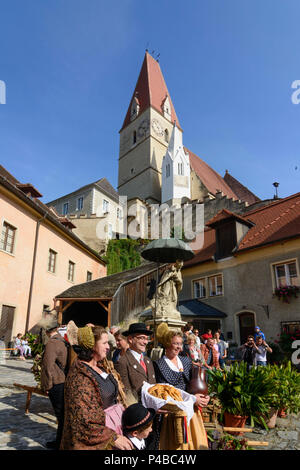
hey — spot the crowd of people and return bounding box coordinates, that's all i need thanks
[37,320,273,451]
[179,323,228,371]
[39,320,217,451]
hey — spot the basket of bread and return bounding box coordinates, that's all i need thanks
[141,382,196,424]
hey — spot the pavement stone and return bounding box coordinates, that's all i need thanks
[0,357,57,450]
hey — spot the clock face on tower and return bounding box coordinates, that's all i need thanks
[151,118,164,137]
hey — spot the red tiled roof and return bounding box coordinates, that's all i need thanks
[16,183,43,198]
[120,52,180,131]
[0,165,20,185]
[238,192,300,251]
[206,209,254,228]
[223,170,260,205]
[186,148,238,200]
[184,192,300,268]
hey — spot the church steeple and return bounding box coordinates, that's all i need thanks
[118,52,182,204]
[161,122,191,204]
[120,51,181,132]
[166,121,182,158]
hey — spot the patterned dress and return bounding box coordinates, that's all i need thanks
[154,355,208,450]
[154,355,192,390]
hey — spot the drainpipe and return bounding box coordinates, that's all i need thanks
[25,213,47,333]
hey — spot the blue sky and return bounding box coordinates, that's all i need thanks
[0,0,299,203]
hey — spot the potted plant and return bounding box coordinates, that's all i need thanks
[208,362,275,433]
[265,362,300,420]
[274,285,299,303]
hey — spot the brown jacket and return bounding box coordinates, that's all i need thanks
[40,333,68,391]
[60,359,117,450]
[115,350,156,399]
[200,344,220,369]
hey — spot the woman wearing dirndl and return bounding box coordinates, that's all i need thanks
[60,324,133,450]
[153,323,209,450]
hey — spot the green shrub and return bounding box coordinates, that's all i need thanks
[208,362,276,429]
[103,239,146,275]
[264,362,300,414]
[24,333,43,357]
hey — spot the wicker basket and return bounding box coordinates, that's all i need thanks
[161,403,187,414]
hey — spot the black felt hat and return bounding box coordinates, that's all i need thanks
[122,322,153,337]
[122,403,156,432]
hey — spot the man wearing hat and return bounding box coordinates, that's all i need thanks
[115,323,156,401]
[40,316,68,450]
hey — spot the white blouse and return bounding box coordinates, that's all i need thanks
[163,355,184,372]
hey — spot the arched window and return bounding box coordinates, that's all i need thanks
[164,129,169,143]
[178,161,184,175]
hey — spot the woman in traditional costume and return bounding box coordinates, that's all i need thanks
[60,325,133,450]
[153,323,209,450]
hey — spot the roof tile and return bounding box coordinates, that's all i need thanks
[121,52,180,131]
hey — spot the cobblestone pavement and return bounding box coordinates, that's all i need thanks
[1,356,300,450]
[0,357,57,450]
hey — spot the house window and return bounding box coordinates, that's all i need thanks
[164,129,169,143]
[0,222,16,254]
[178,162,184,175]
[77,197,83,210]
[281,321,300,335]
[274,260,299,287]
[209,274,223,296]
[63,202,69,215]
[87,271,92,282]
[133,131,137,144]
[48,249,57,273]
[108,223,113,239]
[193,278,206,299]
[103,199,109,213]
[68,261,75,282]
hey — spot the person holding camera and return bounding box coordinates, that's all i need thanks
[254,335,272,366]
[238,335,256,372]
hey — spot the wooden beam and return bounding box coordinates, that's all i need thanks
[107,301,111,328]
[62,301,75,313]
[97,300,108,312]
[55,297,112,301]
[58,300,63,325]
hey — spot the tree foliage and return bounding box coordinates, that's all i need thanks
[103,239,144,275]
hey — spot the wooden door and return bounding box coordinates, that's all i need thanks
[239,312,255,344]
[0,305,15,345]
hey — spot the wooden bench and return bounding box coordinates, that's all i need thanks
[13,383,48,414]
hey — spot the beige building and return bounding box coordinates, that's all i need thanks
[180,193,300,345]
[0,166,106,344]
[46,177,125,253]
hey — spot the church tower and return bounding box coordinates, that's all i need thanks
[118,52,182,204]
[161,122,191,205]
